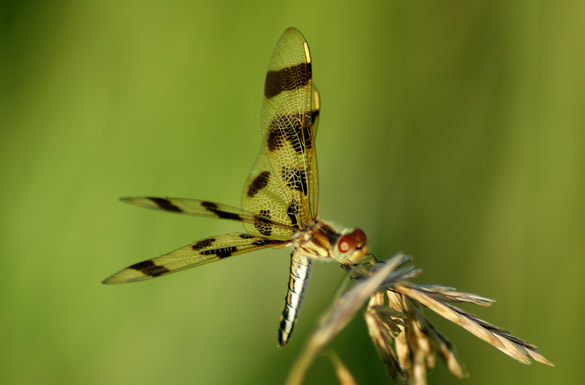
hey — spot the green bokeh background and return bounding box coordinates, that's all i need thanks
[1,1,582,384]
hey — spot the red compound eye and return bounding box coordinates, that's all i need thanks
[353,228,367,245]
[338,234,357,253]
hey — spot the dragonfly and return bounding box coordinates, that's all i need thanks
[103,27,369,347]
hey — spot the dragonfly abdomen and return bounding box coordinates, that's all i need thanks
[278,253,312,347]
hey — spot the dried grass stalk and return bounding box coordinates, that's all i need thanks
[365,293,406,384]
[393,284,554,367]
[326,351,359,385]
[286,255,410,385]
[287,255,553,385]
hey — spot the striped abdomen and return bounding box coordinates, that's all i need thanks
[278,252,312,347]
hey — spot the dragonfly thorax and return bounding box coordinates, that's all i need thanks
[293,221,369,265]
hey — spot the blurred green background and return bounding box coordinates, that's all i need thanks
[1,1,582,384]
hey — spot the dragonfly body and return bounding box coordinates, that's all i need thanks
[279,220,368,345]
[103,28,368,347]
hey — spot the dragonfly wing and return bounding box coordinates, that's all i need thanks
[243,28,320,238]
[103,233,288,284]
[121,197,295,240]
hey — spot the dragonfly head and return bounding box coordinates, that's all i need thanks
[332,228,369,265]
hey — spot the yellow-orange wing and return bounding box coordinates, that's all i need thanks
[103,232,288,284]
[242,28,320,239]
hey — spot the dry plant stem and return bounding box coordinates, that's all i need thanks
[384,291,467,385]
[325,351,359,385]
[286,255,409,385]
[287,255,553,385]
[393,284,554,367]
[387,290,466,384]
[365,293,407,384]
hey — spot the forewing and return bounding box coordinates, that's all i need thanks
[121,197,294,239]
[307,86,320,219]
[102,233,288,284]
[243,28,320,236]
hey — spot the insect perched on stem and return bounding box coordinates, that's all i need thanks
[103,28,369,347]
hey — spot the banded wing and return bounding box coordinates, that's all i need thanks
[242,28,320,235]
[103,233,288,284]
[242,28,321,347]
[307,87,320,219]
[121,197,295,240]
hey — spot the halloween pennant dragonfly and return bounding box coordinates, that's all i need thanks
[103,27,369,347]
